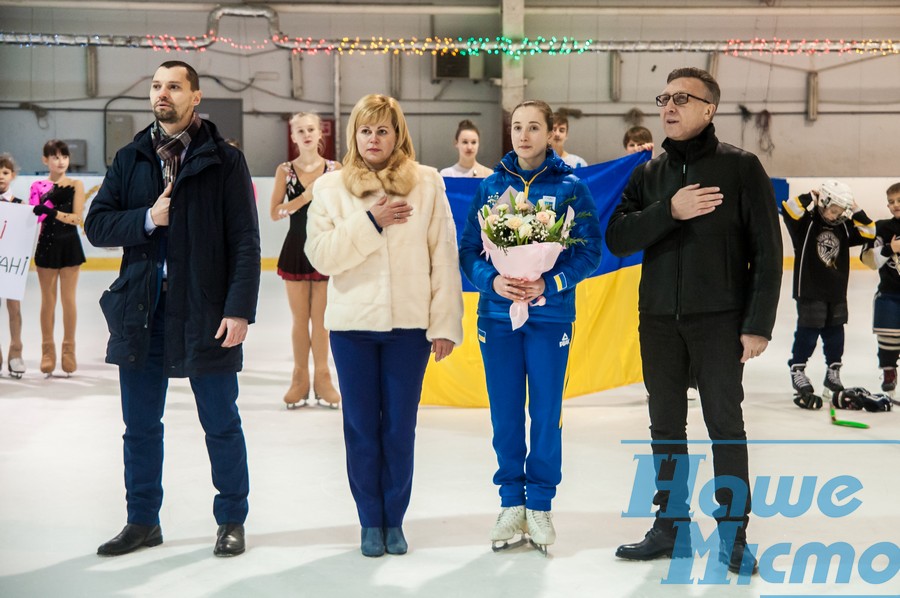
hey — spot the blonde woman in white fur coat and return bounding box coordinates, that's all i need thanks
[306,94,463,558]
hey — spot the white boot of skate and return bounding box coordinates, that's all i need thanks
[526,508,556,556]
[8,357,25,379]
[490,505,527,551]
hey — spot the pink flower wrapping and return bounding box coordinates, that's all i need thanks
[479,206,575,330]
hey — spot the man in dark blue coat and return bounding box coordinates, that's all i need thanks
[85,61,260,558]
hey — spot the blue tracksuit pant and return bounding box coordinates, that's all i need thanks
[330,329,431,528]
[477,317,572,512]
[119,292,250,526]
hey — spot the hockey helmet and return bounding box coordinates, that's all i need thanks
[816,180,854,223]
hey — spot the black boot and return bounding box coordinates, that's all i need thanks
[97,523,163,556]
[214,523,246,557]
[719,538,759,575]
[615,522,691,560]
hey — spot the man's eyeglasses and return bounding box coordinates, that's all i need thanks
[655,92,713,107]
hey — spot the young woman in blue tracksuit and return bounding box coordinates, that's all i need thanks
[459,100,603,553]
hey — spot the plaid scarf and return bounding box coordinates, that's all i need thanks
[152,111,202,185]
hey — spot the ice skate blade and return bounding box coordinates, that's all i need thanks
[529,539,551,557]
[9,372,23,379]
[491,537,529,552]
[285,399,310,410]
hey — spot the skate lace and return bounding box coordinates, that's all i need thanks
[791,366,810,387]
[528,510,553,533]
[496,506,525,532]
[826,365,842,385]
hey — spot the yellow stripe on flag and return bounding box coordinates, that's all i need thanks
[420,265,645,406]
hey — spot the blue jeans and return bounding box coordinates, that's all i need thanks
[119,292,249,526]
[330,329,431,528]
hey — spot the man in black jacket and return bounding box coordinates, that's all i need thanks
[85,61,260,558]
[606,67,782,576]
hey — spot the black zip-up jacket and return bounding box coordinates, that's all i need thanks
[84,119,260,376]
[606,124,782,339]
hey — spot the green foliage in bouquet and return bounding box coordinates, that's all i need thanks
[480,190,590,250]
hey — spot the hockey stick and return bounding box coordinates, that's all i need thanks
[829,406,870,429]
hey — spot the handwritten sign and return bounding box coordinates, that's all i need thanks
[0,202,38,300]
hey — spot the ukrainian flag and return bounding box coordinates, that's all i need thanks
[421,152,651,407]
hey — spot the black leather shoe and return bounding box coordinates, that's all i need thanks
[616,525,691,560]
[719,539,759,575]
[214,523,245,557]
[97,523,163,556]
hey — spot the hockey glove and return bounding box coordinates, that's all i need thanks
[793,393,823,410]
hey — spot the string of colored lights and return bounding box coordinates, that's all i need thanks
[1,32,899,57]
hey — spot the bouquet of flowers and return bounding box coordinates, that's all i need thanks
[478,186,581,330]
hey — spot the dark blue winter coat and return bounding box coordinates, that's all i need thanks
[84,119,260,376]
[459,149,603,323]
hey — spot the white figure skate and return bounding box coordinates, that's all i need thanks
[526,508,556,557]
[490,505,527,552]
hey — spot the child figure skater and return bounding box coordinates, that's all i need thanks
[270,113,341,408]
[0,153,26,378]
[30,140,86,376]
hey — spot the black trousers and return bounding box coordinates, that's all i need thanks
[639,310,751,537]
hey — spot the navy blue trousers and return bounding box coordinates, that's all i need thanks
[790,325,845,366]
[478,317,571,512]
[119,292,249,526]
[639,311,751,535]
[330,329,431,528]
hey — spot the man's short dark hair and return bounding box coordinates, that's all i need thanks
[667,67,720,106]
[159,60,200,91]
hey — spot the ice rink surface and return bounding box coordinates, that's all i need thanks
[1,269,898,597]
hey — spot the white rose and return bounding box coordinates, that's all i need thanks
[518,223,533,238]
[505,216,523,229]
